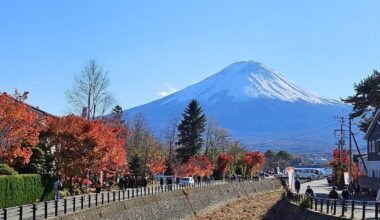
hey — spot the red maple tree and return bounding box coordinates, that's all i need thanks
[184,155,213,177]
[45,115,128,180]
[330,148,361,185]
[241,151,265,177]
[217,153,233,178]
[147,155,166,176]
[0,93,42,165]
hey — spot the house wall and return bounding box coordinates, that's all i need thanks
[367,123,380,161]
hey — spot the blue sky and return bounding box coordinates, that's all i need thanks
[1,1,379,115]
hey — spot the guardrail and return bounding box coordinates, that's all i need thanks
[292,194,380,220]
[0,178,263,220]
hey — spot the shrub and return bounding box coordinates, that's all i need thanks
[0,164,18,175]
[0,174,54,208]
[73,188,82,195]
[60,189,71,198]
[298,197,311,210]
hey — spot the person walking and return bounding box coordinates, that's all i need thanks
[328,186,339,210]
[305,185,314,197]
[96,180,102,193]
[54,176,62,201]
[342,186,349,211]
[295,178,301,194]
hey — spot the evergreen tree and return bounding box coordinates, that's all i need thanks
[129,154,145,177]
[176,99,206,163]
[342,70,380,132]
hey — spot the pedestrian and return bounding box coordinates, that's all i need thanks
[342,186,349,200]
[96,180,102,193]
[295,178,301,194]
[354,182,360,197]
[348,181,354,196]
[305,185,315,197]
[118,176,125,190]
[54,176,62,201]
[328,186,339,210]
[160,177,164,189]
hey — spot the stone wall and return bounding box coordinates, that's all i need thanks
[52,179,281,220]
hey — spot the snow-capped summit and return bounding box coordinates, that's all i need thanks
[163,61,337,105]
[124,61,348,153]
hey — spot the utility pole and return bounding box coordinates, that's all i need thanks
[348,117,353,182]
[334,115,346,187]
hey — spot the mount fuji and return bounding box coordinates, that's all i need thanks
[123,61,350,153]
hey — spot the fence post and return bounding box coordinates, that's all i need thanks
[73,197,76,212]
[341,200,345,217]
[123,190,125,200]
[102,192,104,204]
[32,204,37,220]
[44,201,48,218]
[351,200,354,219]
[107,191,110,203]
[144,187,147,196]
[81,196,84,210]
[132,188,134,198]
[128,190,130,199]
[118,190,121,201]
[376,202,379,220]
[96,193,98,206]
[326,200,329,213]
[113,191,116,202]
[136,188,139,197]
[55,200,58,216]
[320,199,323,213]
[64,199,67,214]
[3,208,7,220]
[18,206,23,220]
[314,198,318,211]
[362,202,366,220]
[88,194,91,208]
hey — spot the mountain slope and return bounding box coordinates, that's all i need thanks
[123,61,349,153]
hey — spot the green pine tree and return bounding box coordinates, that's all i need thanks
[176,99,206,163]
[342,70,380,132]
[129,154,145,177]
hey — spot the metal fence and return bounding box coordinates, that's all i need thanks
[292,194,380,220]
[1,179,259,220]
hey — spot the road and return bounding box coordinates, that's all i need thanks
[298,178,378,219]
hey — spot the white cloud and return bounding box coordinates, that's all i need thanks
[157,82,178,97]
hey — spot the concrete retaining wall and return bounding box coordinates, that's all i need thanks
[52,179,281,220]
[264,198,348,220]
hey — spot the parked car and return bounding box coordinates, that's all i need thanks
[179,177,195,186]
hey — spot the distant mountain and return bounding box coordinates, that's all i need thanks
[123,61,351,153]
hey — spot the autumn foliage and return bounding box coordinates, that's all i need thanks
[147,155,166,175]
[0,93,42,165]
[241,151,265,177]
[45,115,128,179]
[217,153,233,178]
[330,148,361,185]
[184,155,213,177]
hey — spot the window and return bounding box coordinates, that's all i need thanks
[373,170,375,178]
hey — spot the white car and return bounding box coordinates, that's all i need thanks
[179,177,195,186]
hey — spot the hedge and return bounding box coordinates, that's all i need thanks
[0,174,55,208]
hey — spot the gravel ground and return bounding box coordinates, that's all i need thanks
[195,191,283,220]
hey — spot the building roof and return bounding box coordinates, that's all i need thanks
[364,110,380,140]
[1,92,57,118]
